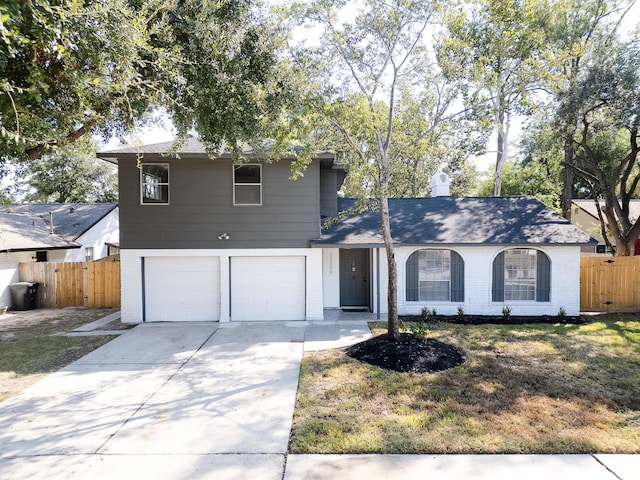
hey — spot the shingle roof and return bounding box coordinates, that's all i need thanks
[0,204,117,252]
[312,197,597,247]
[98,137,336,162]
[98,137,336,157]
[0,212,78,252]
[99,137,207,155]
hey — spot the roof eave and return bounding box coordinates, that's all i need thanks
[311,241,597,248]
[0,244,82,254]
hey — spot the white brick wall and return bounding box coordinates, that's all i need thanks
[382,245,582,317]
[121,248,323,323]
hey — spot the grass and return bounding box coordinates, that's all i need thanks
[290,315,640,454]
[0,308,119,401]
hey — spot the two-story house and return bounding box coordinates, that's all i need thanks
[101,139,595,323]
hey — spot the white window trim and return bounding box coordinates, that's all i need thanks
[140,163,170,205]
[233,163,262,206]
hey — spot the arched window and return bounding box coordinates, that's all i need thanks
[492,249,550,302]
[406,250,464,302]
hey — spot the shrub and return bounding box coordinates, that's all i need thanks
[557,307,567,321]
[502,305,512,322]
[409,321,429,341]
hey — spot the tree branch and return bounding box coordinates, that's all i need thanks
[24,121,96,161]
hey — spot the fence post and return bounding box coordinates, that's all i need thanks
[83,261,89,307]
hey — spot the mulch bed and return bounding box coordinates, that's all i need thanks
[400,315,584,325]
[344,333,465,373]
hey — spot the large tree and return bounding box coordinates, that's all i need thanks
[558,41,640,255]
[15,137,117,203]
[1,0,155,161]
[437,0,546,196]
[291,0,483,339]
[532,0,637,220]
[0,0,292,163]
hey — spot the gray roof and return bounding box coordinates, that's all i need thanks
[0,211,79,252]
[0,204,117,252]
[99,137,209,156]
[98,137,337,166]
[312,197,597,247]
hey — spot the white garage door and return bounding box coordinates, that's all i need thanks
[145,257,220,322]
[231,256,306,321]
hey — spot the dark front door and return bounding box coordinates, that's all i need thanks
[340,249,370,307]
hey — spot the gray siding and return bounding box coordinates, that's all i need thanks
[320,170,339,218]
[119,157,321,249]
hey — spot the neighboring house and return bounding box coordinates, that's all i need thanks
[571,199,640,254]
[100,139,594,323]
[0,203,119,307]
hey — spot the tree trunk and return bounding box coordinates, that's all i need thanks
[380,186,398,340]
[616,240,633,256]
[561,139,575,221]
[493,111,508,196]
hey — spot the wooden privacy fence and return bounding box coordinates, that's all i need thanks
[580,256,640,312]
[18,261,120,308]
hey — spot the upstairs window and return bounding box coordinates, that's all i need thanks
[492,249,550,302]
[234,164,262,206]
[141,164,169,204]
[406,249,464,302]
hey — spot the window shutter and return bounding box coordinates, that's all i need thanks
[406,251,419,301]
[536,251,551,302]
[492,251,505,302]
[450,251,464,302]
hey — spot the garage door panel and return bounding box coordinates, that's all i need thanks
[145,257,220,322]
[231,256,305,321]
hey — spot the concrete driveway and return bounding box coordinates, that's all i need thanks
[0,321,307,479]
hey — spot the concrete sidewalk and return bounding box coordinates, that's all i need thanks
[0,318,638,479]
[283,453,638,479]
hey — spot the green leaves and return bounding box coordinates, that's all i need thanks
[15,136,118,203]
[0,0,295,162]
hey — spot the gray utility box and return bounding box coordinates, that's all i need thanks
[9,282,39,310]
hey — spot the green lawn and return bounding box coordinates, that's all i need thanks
[290,317,640,454]
[0,308,120,401]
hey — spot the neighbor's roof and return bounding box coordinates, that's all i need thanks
[0,211,78,252]
[98,137,338,166]
[0,204,117,252]
[572,199,640,224]
[312,197,597,247]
